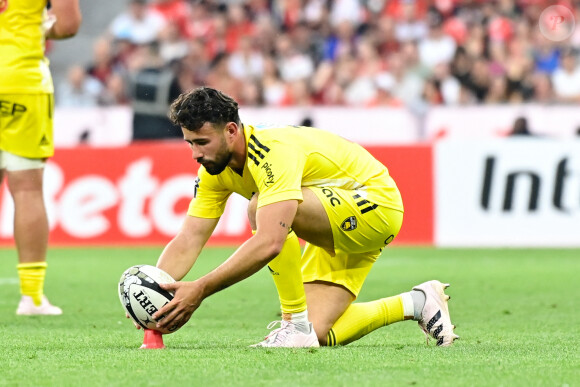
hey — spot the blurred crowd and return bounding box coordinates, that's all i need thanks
[55,0,580,116]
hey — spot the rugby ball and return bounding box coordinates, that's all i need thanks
[118,265,176,332]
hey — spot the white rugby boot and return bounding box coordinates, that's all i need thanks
[250,320,320,348]
[412,280,459,346]
[16,295,63,316]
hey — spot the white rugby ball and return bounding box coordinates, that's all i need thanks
[118,265,176,332]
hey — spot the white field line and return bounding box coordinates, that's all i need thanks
[0,278,19,285]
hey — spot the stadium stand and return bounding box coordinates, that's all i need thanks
[47,0,580,139]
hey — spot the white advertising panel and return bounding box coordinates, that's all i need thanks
[435,139,580,247]
[426,105,580,140]
[53,106,420,147]
[240,106,421,145]
[54,106,133,147]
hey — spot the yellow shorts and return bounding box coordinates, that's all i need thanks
[301,186,404,297]
[0,94,54,159]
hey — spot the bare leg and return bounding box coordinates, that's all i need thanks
[7,168,48,263]
[292,188,334,252]
[304,281,354,345]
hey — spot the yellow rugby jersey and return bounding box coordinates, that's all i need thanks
[0,0,53,93]
[188,124,403,218]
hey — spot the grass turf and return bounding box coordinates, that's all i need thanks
[0,246,578,386]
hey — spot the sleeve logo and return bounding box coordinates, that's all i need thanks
[193,176,200,198]
[261,162,275,187]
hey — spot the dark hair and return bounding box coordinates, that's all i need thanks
[168,87,240,131]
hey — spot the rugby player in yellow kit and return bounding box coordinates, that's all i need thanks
[0,0,81,314]
[153,87,458,347]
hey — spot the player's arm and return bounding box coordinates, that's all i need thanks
[153,199,297,331]
[44,0,82,40]
[156,215,220,281]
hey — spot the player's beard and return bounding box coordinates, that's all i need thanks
[200,137,232,175]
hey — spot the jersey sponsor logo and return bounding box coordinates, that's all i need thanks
[247,134,270,166]
[322,188,341,207]
[0,0,8,14]
[353,193,377,214]
[0,100,27,116]
[261,162,275,187]
[340,216,357,231]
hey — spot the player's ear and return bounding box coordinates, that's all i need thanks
[224,122,239,138]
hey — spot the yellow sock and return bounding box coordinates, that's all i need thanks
[17,262,47,306]
[266,231,307,314]
[326,295,405,346]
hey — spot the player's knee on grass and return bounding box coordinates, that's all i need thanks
[247,192,258,230]
[309,320,332,345]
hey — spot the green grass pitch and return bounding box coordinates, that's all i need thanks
[0,246,578,386]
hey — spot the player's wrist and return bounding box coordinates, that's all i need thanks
[195,277,213,299]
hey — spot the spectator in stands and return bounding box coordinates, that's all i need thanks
[158,23,189,64]
[109,0,166,45]
[291,21,325,67]
[433,62,462,105]
[55,0,580,120]
[239,80,264,106]
[178,40,210,88]
[86,37,120,87]
[302,0,327,29]
[450,46,472,86]
[323,19,357,62]
[227,36,265,81]
[150,0,191,38]
[184,0,214,41]
[418,8,456,71]
[223,3,255,53]
[532,32,560,74]
[329,0,364,28]
[373,16,400,57]
[283,79,315,106]
[57,65,103,107]
[205,53,243,102]
[367,73,403,107]
[99,73,130,106]
[531,72,555,104]
[463,58,491,102]
[421,77,443,106]
[394,0,428,43]
[261,57,287,106]
[485,76,509,104]
[252,13,278,55]
[275,33,315,83]
[551,48,580,103]
[128,42,182,140]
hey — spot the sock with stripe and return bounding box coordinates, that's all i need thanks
[17,262,47,306]
[266,230,310,334]
[326,293,412,346]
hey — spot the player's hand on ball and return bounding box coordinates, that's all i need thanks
[153,281,204,333]
[126,313,141,330]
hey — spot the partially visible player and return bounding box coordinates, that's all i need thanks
[0,0,82,315]
[149,87,458,347]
